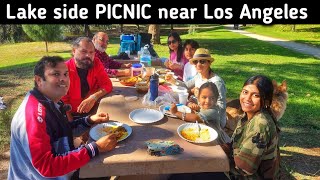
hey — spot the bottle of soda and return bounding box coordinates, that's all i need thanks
[149,73,159,101]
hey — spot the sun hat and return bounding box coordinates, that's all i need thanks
[189,48,214,64]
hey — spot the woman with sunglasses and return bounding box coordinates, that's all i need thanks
[164,32,187,80]
[167,48,227,128]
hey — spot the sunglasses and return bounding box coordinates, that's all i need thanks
[167,39,177,45]
[192,60,208,65]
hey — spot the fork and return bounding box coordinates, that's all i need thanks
[196,121,201,137]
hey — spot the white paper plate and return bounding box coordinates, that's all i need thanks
[177,123,218,143]
[159,105,192,118]
[89,122,132,142]
[129,108,164,124]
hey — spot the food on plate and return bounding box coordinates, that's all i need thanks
[102,126,128,141]
[120,76,138,86]
[180,127,210,142]
[159,78,165,85]
[157,68,171,74]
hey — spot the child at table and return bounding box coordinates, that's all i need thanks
[169,82,230,144]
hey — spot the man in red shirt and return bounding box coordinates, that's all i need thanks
[62,37,113,120]
[93,32,132,77]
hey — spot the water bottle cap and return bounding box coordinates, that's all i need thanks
[151,73,159,79]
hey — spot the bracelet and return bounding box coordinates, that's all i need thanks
[182,112,186,121]
[89,95,98,101]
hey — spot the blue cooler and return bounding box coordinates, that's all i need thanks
[120,34,135,53]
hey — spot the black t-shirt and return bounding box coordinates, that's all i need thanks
[76,67,89,99]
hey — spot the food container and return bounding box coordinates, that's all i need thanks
[131,63,143,77]
[135,81,149,94]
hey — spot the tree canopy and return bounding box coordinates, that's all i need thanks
[22,25,62,52]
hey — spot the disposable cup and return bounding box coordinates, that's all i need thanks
[178,92,189,105]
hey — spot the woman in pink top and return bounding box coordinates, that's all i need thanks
[164,32,187,80]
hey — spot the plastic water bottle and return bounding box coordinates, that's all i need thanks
[140,45,151,67]
[149,73,159,101]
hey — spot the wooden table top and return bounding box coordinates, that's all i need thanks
[79,78,229,178]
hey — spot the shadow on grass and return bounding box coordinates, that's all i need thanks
[52,50,71,54]
[0,62,35,77]
[281,149,320,178]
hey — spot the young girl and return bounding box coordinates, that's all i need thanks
[169,82,230,144]
[183,39,199,82]
[166,48,227,128]
[164,32,187,80]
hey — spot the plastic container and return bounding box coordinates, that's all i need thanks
[149,73,159,101]
[131,63,143,77]
[140,45,151,67]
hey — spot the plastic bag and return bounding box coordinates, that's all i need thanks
[154,93,177,107]
[142,91,177,108]
[0,97,7,110]
[142,90,156,107]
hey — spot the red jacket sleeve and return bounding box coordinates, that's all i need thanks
[25,95,91,177]
[90,57,113,94]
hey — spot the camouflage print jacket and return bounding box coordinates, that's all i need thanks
[229,111,280,180]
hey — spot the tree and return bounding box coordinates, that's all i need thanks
[0,25,24,43]
[84,24,92,37]
[22,25,62,53]
[148,24,160,44]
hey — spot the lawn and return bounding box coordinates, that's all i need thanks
[243,24,320,48]
[0,25,319,179]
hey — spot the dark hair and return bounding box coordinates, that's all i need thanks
[34,56,65,87]
[183,39,199,50]
[198,82,219,103]
[72,37,93,48]
[243,75,278,125]
[167,32,184,63]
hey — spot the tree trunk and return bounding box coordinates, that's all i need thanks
[119,24,124,33]
[1,25,6,42]
[148,24,160,44]
[84,24,92,37]
[171,24,174,31]
[291,25,296,32]
[45,41,48,53]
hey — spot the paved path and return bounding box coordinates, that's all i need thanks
[224,25,320,59]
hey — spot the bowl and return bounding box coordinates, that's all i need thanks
[135,81,149,94]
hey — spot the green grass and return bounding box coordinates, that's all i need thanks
[0,25,319,179]
[243,24,320,48]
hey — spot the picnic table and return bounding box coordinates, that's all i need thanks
[79,78,229,178]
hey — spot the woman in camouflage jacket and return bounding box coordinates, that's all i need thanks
[221,75,280,179]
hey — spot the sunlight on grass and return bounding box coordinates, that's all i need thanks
[243,25,320,48]
[0,42,72,68]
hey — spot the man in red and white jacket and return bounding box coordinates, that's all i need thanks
[8,56,117,179]
[61,37,113,120]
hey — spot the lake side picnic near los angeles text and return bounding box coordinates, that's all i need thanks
[5,3,308,24]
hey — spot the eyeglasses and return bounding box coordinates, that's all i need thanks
[192,60,208,65]
[167,39,177,45]
[98,37,109,44]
